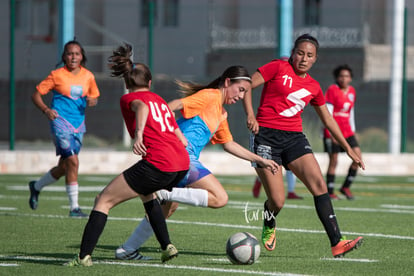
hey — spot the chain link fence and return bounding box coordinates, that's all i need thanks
[2,0,414,152]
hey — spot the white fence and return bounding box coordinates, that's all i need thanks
[1,150,413,176]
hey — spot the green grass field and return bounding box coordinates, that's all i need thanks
[1,174,414,275]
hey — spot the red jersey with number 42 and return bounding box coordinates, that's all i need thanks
[323,84,356,138]
[120,91,189,172]
[256,60,325,132]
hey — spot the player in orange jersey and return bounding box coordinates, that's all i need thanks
[29,40,100,217]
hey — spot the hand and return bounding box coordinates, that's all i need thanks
[257,158,280,175]
[44,108,58,120]
[87,97,98,107]
[132,135,147,156]
[347,149,365,170]
[246,115,259,134]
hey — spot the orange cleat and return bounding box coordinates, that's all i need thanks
[262,224,277,251]
[331,236,363,258]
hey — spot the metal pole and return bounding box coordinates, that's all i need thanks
[58,0,75,57]
[278,0,293,58]
[400,7,408,152]
[148,0,154,73]
[9,0,16,151]
[388,0,405,154]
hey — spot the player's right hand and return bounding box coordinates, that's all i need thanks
[246,115,259,134]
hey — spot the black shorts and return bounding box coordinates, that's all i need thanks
[323,135,359,154]
[123,160,188,196]
[250,126,313,170]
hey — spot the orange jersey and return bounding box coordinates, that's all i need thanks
[36,66,100,130]
[178,89,233,159]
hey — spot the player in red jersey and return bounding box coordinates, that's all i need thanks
[243,34,365,258]
[64,43,189,267]
[323,65,362,200]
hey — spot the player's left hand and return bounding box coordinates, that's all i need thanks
[347,149,365,170]
[132,136,147,156]
[257,158,280,175]
[87,97,98,107]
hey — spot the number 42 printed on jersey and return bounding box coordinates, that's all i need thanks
[149,101,175,132]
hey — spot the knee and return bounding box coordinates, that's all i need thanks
[308,180,328,196]
[64,156,79,170]
[266,197,284,212]
[210,192,228,208]
[329,159,338,168]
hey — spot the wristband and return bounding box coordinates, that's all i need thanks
[42,108,49,114]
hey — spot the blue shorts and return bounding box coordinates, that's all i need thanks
[53,132,83,158]
[250,126,313,170]
[176,157,211,187]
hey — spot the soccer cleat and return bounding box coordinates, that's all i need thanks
[155,189,168,205]
[287,192,303,199]
[161,244,178,263]
[63,254,93,267]
[252,178,262,198]
[69,208,88,218]
[331,236,363,258]
[329,193,340,200]
[339,187,354,200]
[28,181,40,210]
[115,246,153,260]
[261,224,277,251]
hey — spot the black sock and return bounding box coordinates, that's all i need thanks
[144,199,170,250]
[263,200,277,228]
[342,168,357,188]
[79,210,107,259]
[314,193,342,246]
[326,174,335,194]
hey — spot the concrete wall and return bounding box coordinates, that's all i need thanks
[1,150,413,176]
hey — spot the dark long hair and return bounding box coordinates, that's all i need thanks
[288,33,320,64]
[108,43,152,89]
[177,65,251,97]
[56,39,87,68]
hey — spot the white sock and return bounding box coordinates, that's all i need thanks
[34,170,57,191]
[122,217,154,251]
[286,170,297,193]
[66,182,79,210]
[164,188,208,207]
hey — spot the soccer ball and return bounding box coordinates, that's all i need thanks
[226,232,260,265]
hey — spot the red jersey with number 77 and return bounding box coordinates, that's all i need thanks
[256,60,325,132]
[120,91,189,172]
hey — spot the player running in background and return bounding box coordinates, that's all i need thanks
[323,64,362,200]
[29,40,100,217]
[252,170,303,199]
[64,43,189,266]
[243,34,365,258]
[115,65,279,261]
